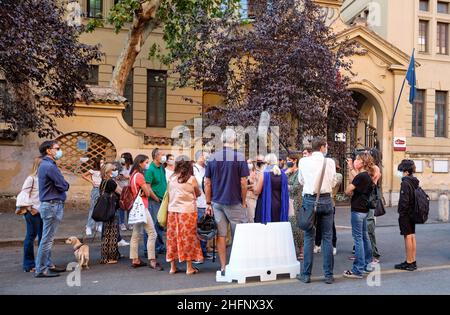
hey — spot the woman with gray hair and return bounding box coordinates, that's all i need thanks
[254,153,290,224]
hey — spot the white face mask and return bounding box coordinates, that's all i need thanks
[167,160,175,166]
[248,163,254,170]
[396,171,404,178]
[160,156,167,164]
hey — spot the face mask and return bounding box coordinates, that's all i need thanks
[167,160,175,166]
[54,150,63,160]
[287,161,294,168]
[111,170,118,178]
[323,151,328,157]
[143,164,150,170]
[120,158,126,165]
[161,156,167,164]
[396,171,404,178]
[248,163,254,170]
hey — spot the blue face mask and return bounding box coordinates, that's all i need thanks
[111,170,119,178]
[54,150,63,160]
[396,171,404,178]
[143,164,150,170]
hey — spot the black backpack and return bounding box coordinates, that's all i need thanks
[406,180,430,224]
[412,186,430,224]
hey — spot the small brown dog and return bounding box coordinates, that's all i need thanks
[65,236,89,269]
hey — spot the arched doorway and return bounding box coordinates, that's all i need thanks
[328,87,385,195]
[350,90,383,151]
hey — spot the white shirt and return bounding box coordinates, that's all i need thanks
[193,163,207,208]
[165,168,174,183]
[89,169,102,188]
[298,152,337,195]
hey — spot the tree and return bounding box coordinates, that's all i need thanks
[169,0,362,152]
[0,0,102,138]
[86,0,241,95]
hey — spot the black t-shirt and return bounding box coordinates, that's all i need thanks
[351,172,373,213]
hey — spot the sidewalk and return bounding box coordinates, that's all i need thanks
[0,201,447,247]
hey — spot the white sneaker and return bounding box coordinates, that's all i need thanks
[120,224,127,231]
[333,247,337,256]
[117,239,129,247]
[313,246,321,254]
[85,227,92,236]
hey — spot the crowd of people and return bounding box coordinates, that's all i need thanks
[17,131,421,283]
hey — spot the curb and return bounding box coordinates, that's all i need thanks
[0,231,134,248]
[0,235,100,248]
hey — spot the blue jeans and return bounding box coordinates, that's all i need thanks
[197,207,207,256]
[144,199,165,254]
[35,201,64,274]
[301,195,334,279]
[23,212,43,271]
[351,211,373,275]
[86,187,100,230]
[118,208,127,225]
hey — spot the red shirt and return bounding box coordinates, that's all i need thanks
[131,172,148,209]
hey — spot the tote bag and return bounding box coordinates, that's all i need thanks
[128,174,147,225]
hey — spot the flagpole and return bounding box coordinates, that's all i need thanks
[389,48,415,131]
[389,76,407,131]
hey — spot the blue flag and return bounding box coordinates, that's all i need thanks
[406,51,416,104]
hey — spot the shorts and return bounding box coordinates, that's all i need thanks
[399,215,416,236]
[213,203,248,237]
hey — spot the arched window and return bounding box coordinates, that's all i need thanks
[55,131,117,174]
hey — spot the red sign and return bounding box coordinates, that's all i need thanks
[393,137,406,151]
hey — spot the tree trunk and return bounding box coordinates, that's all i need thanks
[110,1,161,95]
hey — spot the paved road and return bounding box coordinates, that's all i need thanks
[1,221,449,295]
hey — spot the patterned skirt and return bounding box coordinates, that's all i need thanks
[100,217,120,264]
[166,211,204,263]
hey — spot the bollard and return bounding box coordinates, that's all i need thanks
[438,194,449,222]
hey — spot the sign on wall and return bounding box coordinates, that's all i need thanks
[412,160,424,173]
[433,160,449,173]
[393,137,406,151]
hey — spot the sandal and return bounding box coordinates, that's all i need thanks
[149,261,164,271]
[131,261,147,268]
[186,267,199,275]
[169,269,178,275]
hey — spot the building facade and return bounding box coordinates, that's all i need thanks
[341,0,450,202]
[1,0,450,207]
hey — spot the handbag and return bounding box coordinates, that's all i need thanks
[298,158,327,231]
[15,177,34,215]
[91,181,117,222]
[368,184,378,210]
[128,174,147,225]
[157,182,169,228]
[374,186,386,217]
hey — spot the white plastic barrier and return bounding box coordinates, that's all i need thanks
[216,222,300,284]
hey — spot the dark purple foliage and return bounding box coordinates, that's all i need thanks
[0,0,102,137]
[172,0,361,152]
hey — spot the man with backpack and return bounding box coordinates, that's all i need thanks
[395,159,429,271]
